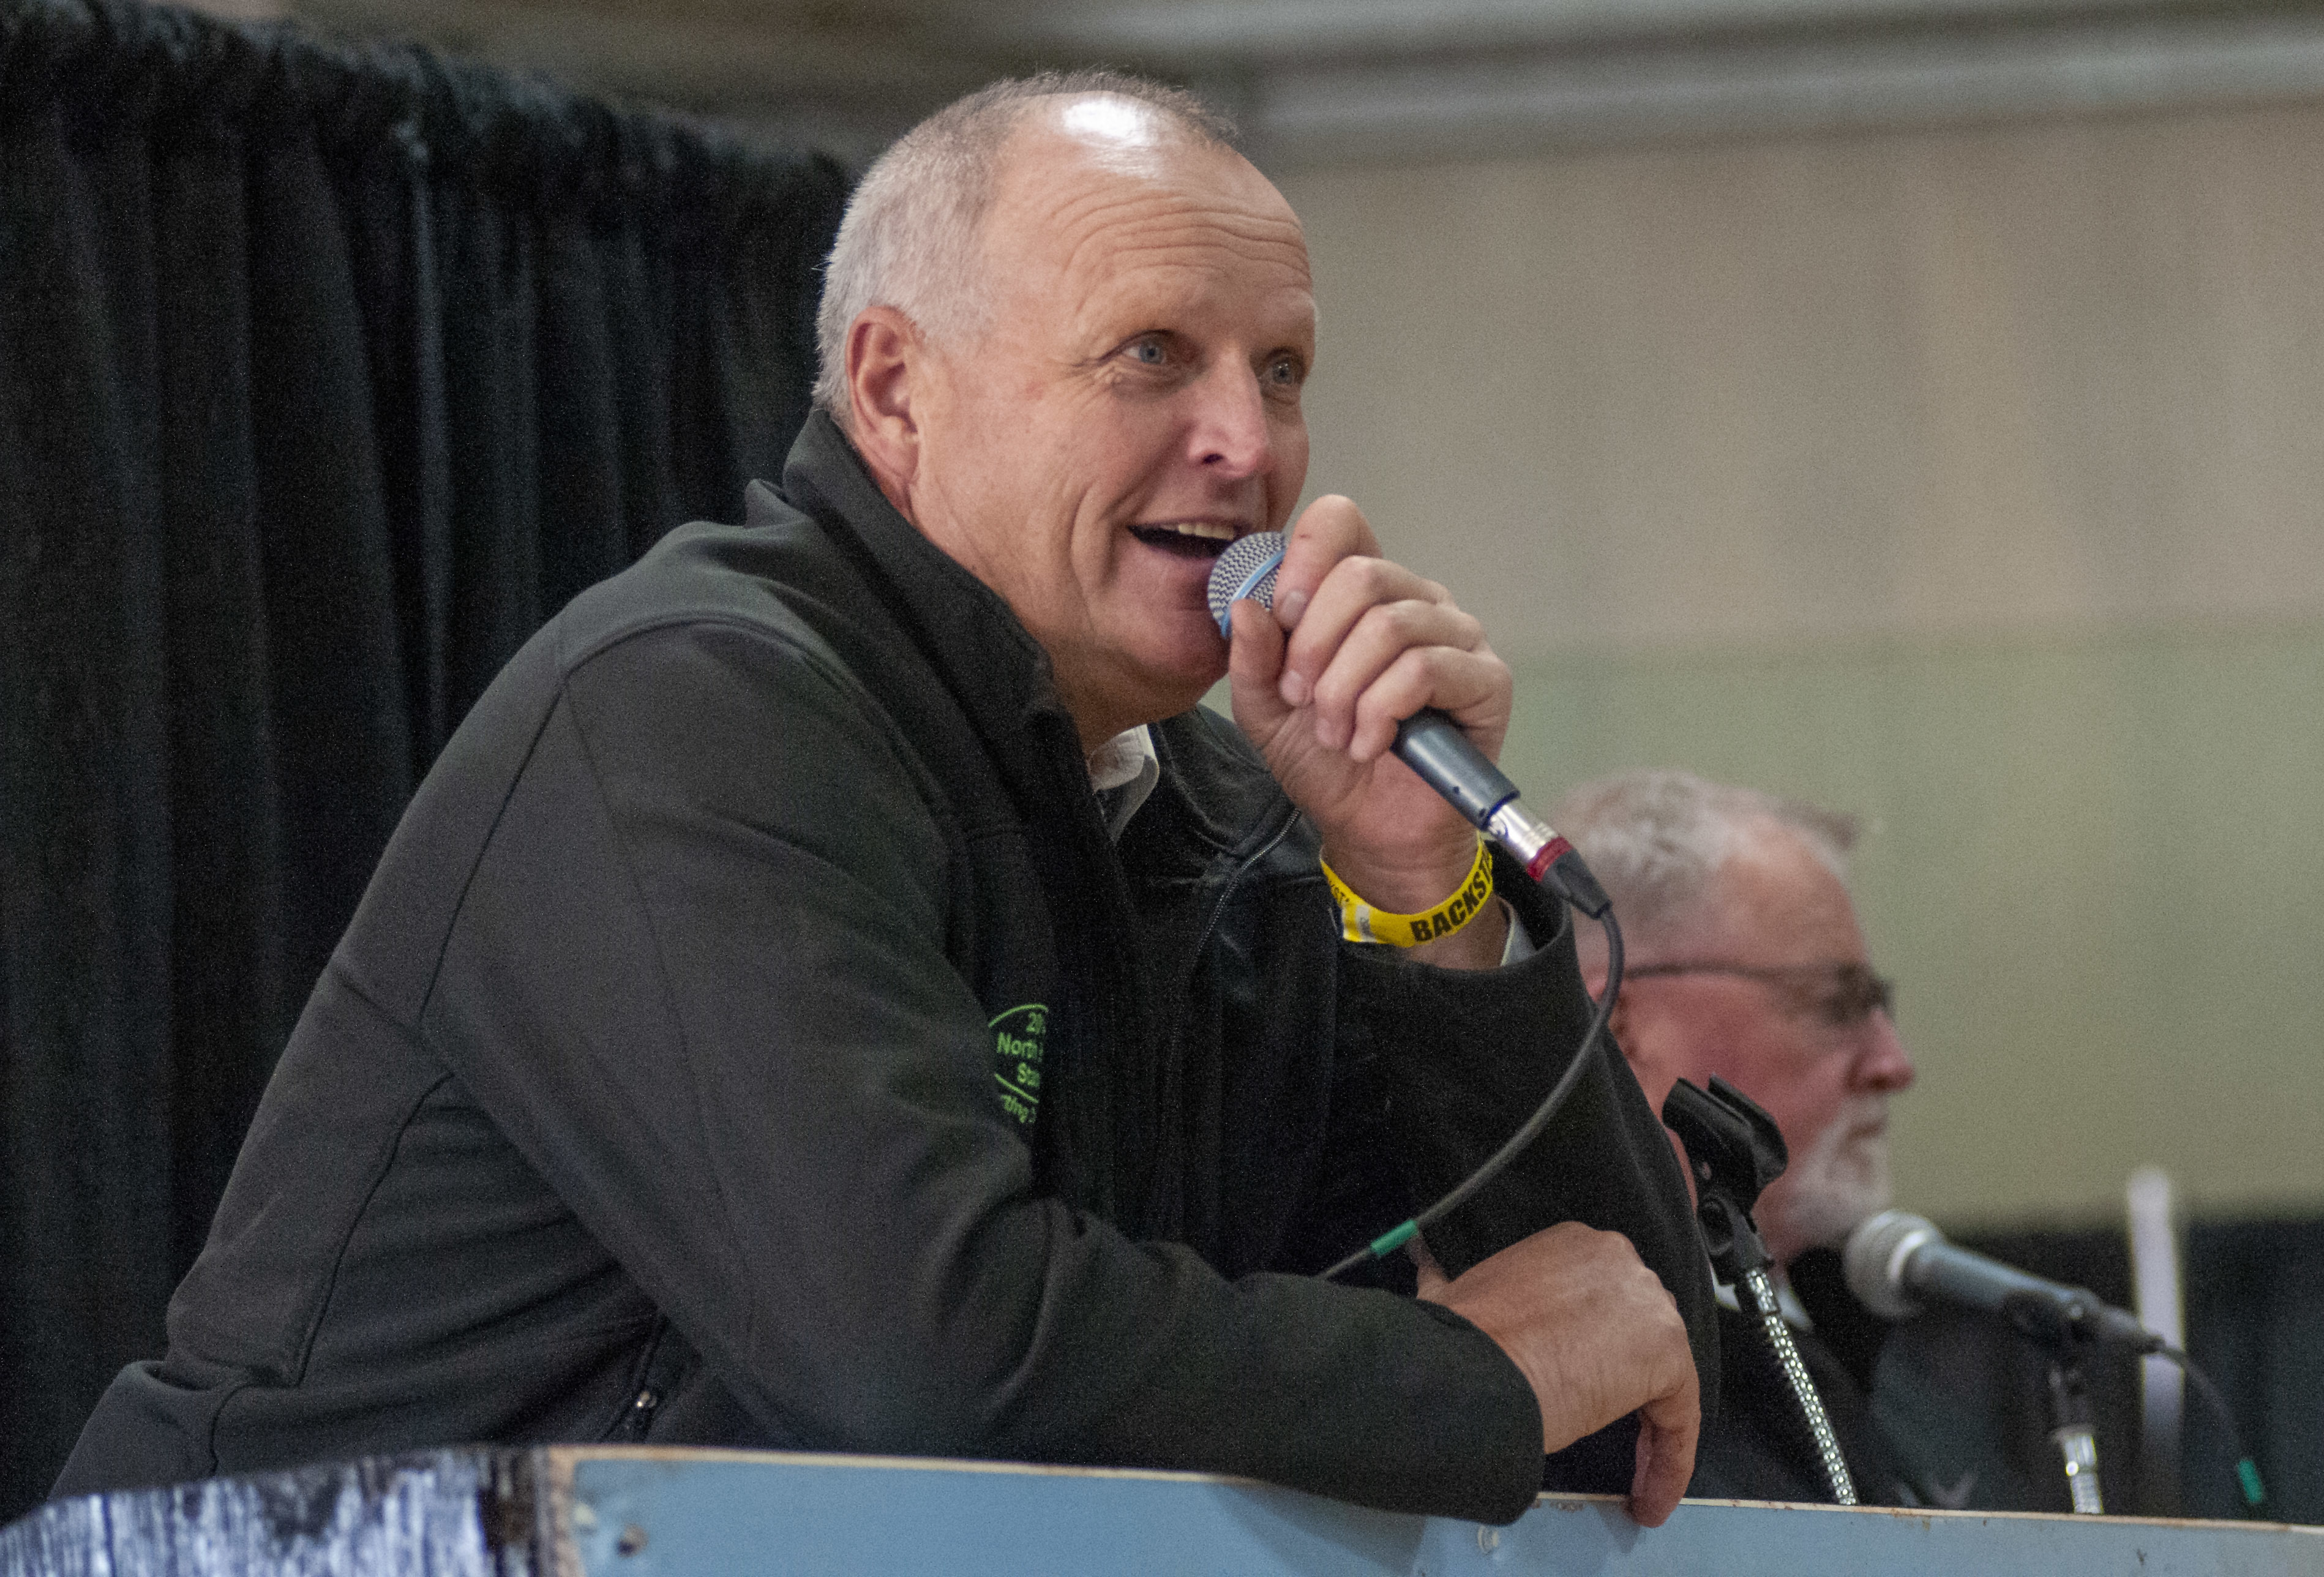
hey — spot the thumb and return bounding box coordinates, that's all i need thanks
[1409,1232,1451,1299]
[1626,1371,1700,1528]
[1226,596,1291,735]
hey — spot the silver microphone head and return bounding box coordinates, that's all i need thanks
[1206,531,1286,637]
[1843,1208,1943,1321]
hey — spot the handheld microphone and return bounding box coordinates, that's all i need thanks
[1205,532,1608,917]
[1844,1209,2161,1352]
[1210,532,1625,1281]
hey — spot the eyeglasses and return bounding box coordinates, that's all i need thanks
[1624,960,1895,1028]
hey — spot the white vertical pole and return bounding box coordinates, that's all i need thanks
[2126,1164,2184,1511]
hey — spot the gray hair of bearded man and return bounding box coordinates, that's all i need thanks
[1553,771,1888,1254]
[809,70,1239,422]
[1546,768,1862,955]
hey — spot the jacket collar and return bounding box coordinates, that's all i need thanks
[771,414,1166,1226]
[767,410,1076,758]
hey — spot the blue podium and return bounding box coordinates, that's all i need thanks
[5,1447,2316,1575]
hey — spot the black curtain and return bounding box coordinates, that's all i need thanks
[0,0,846,1517]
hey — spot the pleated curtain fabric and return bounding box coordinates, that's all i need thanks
[0,0,846,1516]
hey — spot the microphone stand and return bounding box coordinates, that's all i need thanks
[1994,1278,2115,1513]
[2047,1349,2106,1514]
[1662,1077,1857,1507]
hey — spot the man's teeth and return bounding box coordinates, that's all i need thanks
[1154,522,1237,541]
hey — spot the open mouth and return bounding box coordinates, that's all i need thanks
[1128,521,1239,560]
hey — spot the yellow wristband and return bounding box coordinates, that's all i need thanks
[1321,836,1495,947]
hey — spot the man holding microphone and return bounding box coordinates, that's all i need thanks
[59,73,1711,1527]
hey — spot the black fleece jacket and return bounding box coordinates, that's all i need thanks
[56,414,1714,1522]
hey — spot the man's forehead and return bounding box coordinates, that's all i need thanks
[1703,821,1865,957]
[986,113,1309,288]
[1049,92,1177,168]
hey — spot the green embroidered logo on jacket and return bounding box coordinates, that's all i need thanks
[988,1003,1048,1126]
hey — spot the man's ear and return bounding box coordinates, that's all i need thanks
[1606,989,1669,1100]
[1608,996,1681,1128]
[845,305,926,506]
[1606,996,1693,1193]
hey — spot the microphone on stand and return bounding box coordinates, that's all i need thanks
[1838,1210,2293,1517]
[1843,1209,2159,1352]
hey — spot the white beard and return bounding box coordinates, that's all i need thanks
[1764,1093,1893,1256]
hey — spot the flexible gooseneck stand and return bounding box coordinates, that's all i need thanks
[1662,1076,1858,1507]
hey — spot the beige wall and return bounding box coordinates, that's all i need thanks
[1280,102,2324,659]
[1272,103,2324,1226]
[1495,622,2324,1228]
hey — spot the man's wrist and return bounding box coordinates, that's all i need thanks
[1316,826,1490,919]
[1321,837,1495,947]
[1322,837,1512,971]
[1406,897,1510,971]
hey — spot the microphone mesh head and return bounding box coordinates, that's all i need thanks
[1207,531,1286,636]
[1843,1208,1941,1321]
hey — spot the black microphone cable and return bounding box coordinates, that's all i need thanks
[1319,892,1624,1283]
[2154,1343,2270,1515]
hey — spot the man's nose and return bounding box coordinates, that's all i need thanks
[1186,363,1272,478]
[1854,1009,1916,1094]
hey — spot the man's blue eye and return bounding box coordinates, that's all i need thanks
[1131,339,1166,365]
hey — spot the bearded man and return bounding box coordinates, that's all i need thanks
[54,74,1716,1527]
[1552,769,1921,1503]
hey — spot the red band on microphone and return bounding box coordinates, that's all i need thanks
[1526,835,1572,885]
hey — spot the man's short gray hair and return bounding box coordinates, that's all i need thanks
[1548,769,1861,948]
[811,71,1237,421]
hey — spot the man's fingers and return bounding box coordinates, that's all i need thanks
[1281,557,1454,697]
[1302,597,1484,746]
[1333,640,1507,764]
[1622,1282,1701,1527]
[1273,493,1381,629]
[1409,1232,1450,1297]
[1626,1373,1701,1529]
[1420,1223,1703,1529]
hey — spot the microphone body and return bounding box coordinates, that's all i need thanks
[1845,1210,2159,1352]
[1204,532,1606,913]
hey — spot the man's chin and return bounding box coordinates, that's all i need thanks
[1764,1139,1893,1259]
[1134,624,1231,699]
[1098,651,1227,732]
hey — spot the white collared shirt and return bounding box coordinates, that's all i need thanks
[1086,724,1161,842]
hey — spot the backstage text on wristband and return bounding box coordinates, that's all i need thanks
[1320,835,1496,947]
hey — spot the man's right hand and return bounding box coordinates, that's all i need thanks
[1415,1222,1700,1527]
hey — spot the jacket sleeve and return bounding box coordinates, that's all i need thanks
[1331,852,1722,1423]
[418,619,1548,1523]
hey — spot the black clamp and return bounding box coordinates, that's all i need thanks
[1660,1074,1788,1283]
